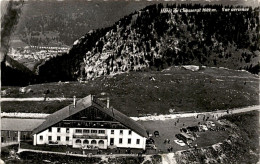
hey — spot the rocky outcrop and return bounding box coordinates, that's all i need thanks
[37,4,260,83]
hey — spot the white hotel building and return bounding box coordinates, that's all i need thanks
[32,95,147,150]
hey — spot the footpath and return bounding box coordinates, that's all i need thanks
[17,148,140,157]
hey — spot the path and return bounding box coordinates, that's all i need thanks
[18,148,140,158]
[1,97,73,102]
[1,105,259,119]
[132,105,260,121]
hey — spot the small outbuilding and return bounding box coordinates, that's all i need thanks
[1,118,45,146]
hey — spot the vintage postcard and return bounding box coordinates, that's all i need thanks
[0,0,259,163]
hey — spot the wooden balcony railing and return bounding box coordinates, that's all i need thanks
[73,135,107,139]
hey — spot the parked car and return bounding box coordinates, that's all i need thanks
[146,144,157,149]
[199,125,208,131]
[187,126,199,132]
[180,128,187,133]
[206,121,216,127]
[146,138,155,144]
[208,127,215,131]
[175,133,195,144]
[174,139,186,146]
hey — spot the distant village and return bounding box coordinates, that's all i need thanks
[8,46,70,61]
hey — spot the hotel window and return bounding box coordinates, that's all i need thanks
[40,136,43,140]
[98,130,105,134]
[91,130,97,133]
[66,136,69,141]
[83,140,89,144]
[111,130,114,134]
[75,139,81,144]
[136,139,140,144]
[75,129,82,133]
[57,128,61,133]
[48,128,52,132]
[91,140,97,144]
[129,130,132,135]
[120,130,123,135]
[128,139,131,144]
[66,128,69,133]
[119,138,123,144]
[83,129,89,133]
[48,136,52,141]
[57,136,60,141]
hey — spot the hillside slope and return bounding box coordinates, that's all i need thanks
[37,4,260,83]
[2,66,259,115]
[1,55,36,86]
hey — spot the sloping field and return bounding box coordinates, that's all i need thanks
[2,66,259,116]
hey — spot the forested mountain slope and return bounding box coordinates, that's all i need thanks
[36,4,259,82]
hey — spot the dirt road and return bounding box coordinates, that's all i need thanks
[132,105,260,121]
[1,105,259,119]
[0,97,73,102]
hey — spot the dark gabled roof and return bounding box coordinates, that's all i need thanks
[92,103,148,138]
[32,95,92,135]
[32,95,148,138]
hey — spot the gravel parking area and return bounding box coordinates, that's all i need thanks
[138,116,229,153]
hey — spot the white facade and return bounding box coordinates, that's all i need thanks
[107,129,146,150]
[34,127,146,150]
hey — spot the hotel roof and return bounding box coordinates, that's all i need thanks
[32,95,148,138]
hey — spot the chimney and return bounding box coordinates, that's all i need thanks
[107,97,110,109]
[111,107,114,116]
[73,96,76,108]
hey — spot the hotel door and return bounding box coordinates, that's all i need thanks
[110,138,114,145]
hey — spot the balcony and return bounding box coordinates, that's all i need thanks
[73,134,107,139]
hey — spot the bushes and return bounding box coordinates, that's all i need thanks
[220,111,259,156]
[175,111,259,164]
[19,152,101,164]
[108,156,144,164]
